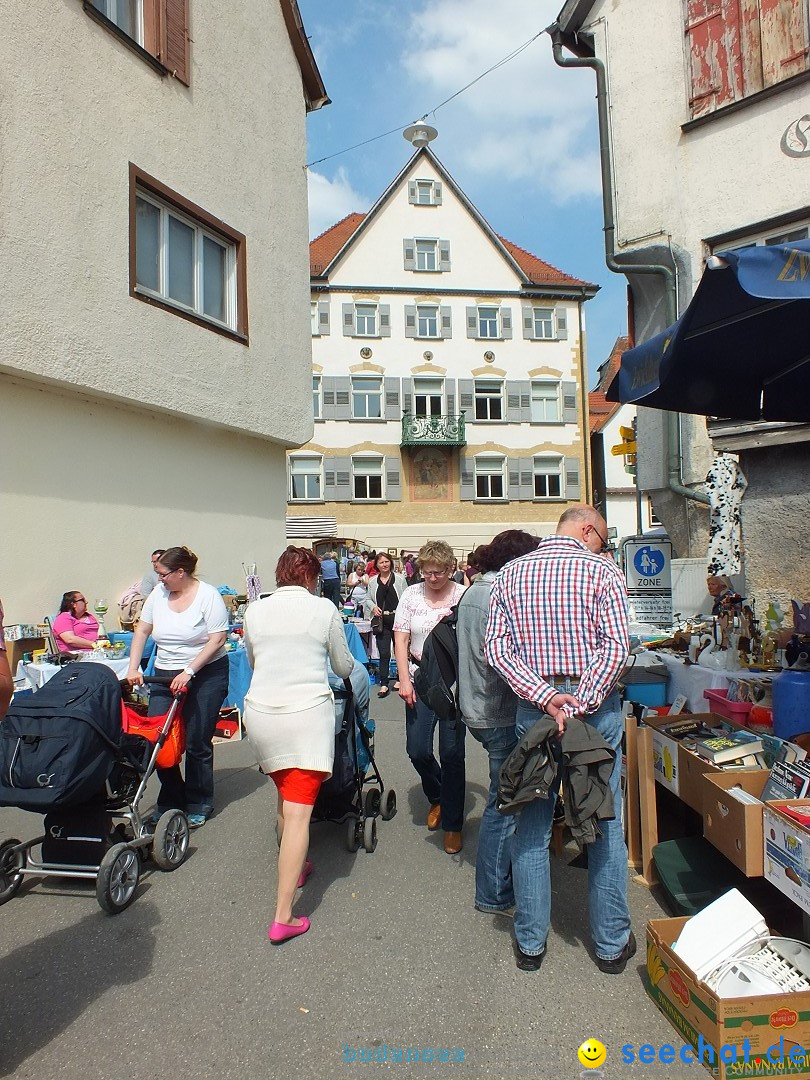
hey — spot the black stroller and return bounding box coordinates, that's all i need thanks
[0,665,190,914]
[311,685,396,853]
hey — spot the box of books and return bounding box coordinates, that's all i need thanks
[641,711,728,808]
[763,801,810,917]
[703,770,770,876]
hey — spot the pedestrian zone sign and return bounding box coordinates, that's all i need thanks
[622,537,673,627]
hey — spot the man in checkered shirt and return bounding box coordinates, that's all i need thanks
[485,506,634,974]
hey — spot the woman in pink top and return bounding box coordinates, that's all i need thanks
[52,592,100,652]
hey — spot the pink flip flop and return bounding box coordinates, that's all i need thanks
[297,859,314,889]
[268,916,310,944]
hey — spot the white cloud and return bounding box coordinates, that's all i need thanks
[307,167,370,239]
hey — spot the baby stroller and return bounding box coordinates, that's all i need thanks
[0,665,190,914]
[311,685,396,854]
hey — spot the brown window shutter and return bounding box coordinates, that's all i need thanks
[161,0,190,85]
[684,1,744,117]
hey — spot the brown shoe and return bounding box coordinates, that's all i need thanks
[426,804,441,831]
[444,831,462,854]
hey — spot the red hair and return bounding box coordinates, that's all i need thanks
[275,546,321,588]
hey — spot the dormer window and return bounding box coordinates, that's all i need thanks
[408,179,443,206]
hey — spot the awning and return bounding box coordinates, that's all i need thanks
[285,516,337,539]
[607,240,810,422]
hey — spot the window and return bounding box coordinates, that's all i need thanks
[710,219,810,254]
[289,456,323,501]
[311,302,319,336]
[414,378,443,417]
[342,302,390,338]
[352,457,384,500]
[355,304,377,336]
[467,304,512,340]
[91,0,143,43]
[475,456,506,500]
[474,380,503,421]
[131,166,247,340]
[478,306,499,338]
[416,239,438,271]
[533,308,554,339]
[533,456,563,499]
[313,376,321,420]
[408,179,443,206]
[530,381,561,423]
[351,376,382,419]
[648,498,663,529]
[85,0,189,85]
[417,305,439,338]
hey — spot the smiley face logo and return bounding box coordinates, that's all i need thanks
[578,1039,607,1069]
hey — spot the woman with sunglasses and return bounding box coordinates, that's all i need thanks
[126,545,229,829]
[52,591,100,652]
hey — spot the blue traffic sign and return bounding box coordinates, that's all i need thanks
[633,546,665,577]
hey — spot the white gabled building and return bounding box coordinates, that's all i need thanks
[289,145,598,556]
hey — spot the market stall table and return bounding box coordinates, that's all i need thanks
[17,655,132,690]
[645,650,772,713]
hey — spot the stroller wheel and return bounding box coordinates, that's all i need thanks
[0,839,24,905]
[363,817,378,854]
[96,843,140,914]
[152,811,190,871]
[346,818,361,853]
[380,789,397,821]
[363,789,381,819]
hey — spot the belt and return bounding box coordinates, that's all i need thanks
[382,610,395,615]
[546,674,581,690]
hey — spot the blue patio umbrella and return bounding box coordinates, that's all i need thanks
[607,240,810,422]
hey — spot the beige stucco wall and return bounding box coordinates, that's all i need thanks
[0,377,288,622]
[0,2,314,445]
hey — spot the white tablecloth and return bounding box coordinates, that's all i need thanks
[650,651,771,713]
[17,656,131,690]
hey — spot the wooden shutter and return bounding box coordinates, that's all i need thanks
[323,462,337,502]
[342,303,355,336]
[520,381,532,422]
[458,379,475,418]
[160,0,190,86]
[564,457,581,501]
[445,378,456,416]
[401,377,413,414]
[379,304,391,338]
[321,376,336,420]
[556,308,568,340]
[519,457,534,501]
[507,457,520,501]
[385,377,401,420]
[562,381,578,424]
[334,457,352,502]
[466,306,478,339]
[403,239,416,271]
[522,305,534,340]
[317,301,330,335]
[404,305,417,338]
[760,0,810,85]
[440,305,452,339]
[459,457,475,501]
[684,0,744,117]
[408,181,417,204]
[438,240,451,271]
[335,377,351,420]
[506,381,522,423]
[501,307,513,339]
[433,182,443,205]
[386,459,402,501]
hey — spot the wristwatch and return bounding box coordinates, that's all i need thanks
[183,666,196,678]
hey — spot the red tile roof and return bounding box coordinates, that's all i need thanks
[588,336,631,433]
[310,213,366,276]
[496,236,591,287]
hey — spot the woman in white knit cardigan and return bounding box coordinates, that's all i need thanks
[243,546,354,945]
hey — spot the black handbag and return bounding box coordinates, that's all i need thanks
[370,614,383,634]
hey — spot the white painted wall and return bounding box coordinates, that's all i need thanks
[598,403,641,543]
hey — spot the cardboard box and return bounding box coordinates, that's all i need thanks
[703,770,770,876]
[4,637,46,674]
[763,801,810,916]
[646,915,810,1079]
[642,713,731,812]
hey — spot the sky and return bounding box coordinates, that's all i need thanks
[298,0,627,388]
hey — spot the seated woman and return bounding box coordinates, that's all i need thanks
[52,592,100,652]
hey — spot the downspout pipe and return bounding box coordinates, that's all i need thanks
[549,27,710,507]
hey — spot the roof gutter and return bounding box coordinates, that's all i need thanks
[548,25,709,507]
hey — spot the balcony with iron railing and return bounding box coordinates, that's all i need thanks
[400,412,466,447]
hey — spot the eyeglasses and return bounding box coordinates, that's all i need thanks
[588,525,609,554]
[157,569,177,580]
[422,569,449,579]
[73,596,87,604]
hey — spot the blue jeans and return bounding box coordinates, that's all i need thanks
[469,724,518,911]
[512,691,630,959]
[405,695,466,832]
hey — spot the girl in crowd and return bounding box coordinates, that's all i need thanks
[126,546,229,829]
[242,546,354,944]
[363,551,406,698]
[393,540,467,854]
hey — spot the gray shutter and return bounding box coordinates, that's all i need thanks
[506,380,522,423]
[522,305,534,340]
[317,301,330,335]
[335,376,351,421]
[379,304,391,338]
[385,377,401,420]
[408,181,417,204]
[507,457,520,501]
[562,381,578,424]
[334,457,352,502]
[342,303,355,336]
[564,457,581,501]
[323,461,338,502]
[401,377,413,414]
[438,240,451,271]
[439,305,452,339]
[321,376,336,420]
[385,458,402,501]
[458,379,474,420]
[459,457,475,501]
[445,378,456,416]
[404,305,417,338]
[556,308,568,340]
[501,307,513,339]
[403,239,416,271]
[520,380,532,422]
[519,457,534,501]
[433,182,442,204]
[466,306,478,339]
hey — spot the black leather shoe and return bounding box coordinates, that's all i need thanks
[515,945,546,972]
[595,931,637,974]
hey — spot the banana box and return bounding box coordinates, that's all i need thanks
[641,712,734,812]
[764,801,810,917]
